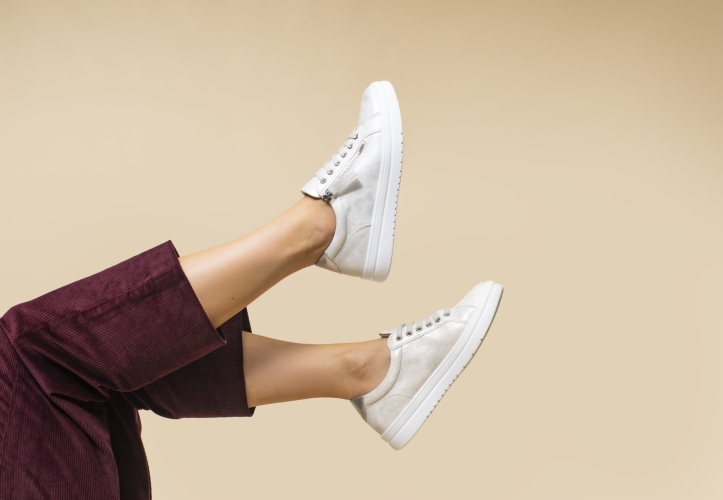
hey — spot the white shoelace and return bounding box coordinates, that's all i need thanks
[315,132,359,184]
[394,308,451,341]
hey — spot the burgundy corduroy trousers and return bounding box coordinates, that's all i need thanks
[0,241,254,499]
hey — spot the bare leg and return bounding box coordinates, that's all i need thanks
[243,333,390,406]
[179,195,391,405]
[179,196,335,328]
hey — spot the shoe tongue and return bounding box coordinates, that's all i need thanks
[378,328,395,339]
[300,178,321,198]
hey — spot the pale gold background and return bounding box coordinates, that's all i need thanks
[1,1,722,498]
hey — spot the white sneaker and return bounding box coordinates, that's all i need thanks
[351,281,504,450]
[301,81,403,282]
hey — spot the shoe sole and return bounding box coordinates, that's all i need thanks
[362,81,403,282]
[381,281,504,450]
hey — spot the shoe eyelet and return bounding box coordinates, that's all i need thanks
[435,318,440,323]
[425,323,432,328]
[406,331,412,336]
[341,152,347,158]
[347,144,353,149]
[334,161,340,166]
[328,170,334,175]
[444,312,450,317]
[415,327,422,332]
[396,336,402,341]
[320,179,327,184]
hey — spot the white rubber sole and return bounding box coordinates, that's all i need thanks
[381,281,504,450]
[362,81,403,282]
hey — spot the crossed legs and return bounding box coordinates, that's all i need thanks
[173,82,502,450]
[178,195,391,408]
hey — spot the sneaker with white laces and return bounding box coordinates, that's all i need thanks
[351,281,504,450]
[301,81,403,282]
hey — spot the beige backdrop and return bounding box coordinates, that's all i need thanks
[1,1,722,499]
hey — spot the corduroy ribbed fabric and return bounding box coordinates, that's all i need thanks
[0,241,254,499]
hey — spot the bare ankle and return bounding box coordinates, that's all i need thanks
[296,196,336,264]
[343,339,390,400]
